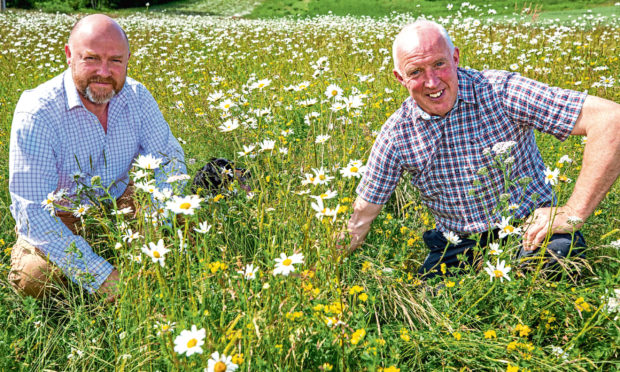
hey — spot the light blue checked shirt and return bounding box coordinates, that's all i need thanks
[9,70,186,293]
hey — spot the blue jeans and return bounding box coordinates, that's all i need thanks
[417,229,586,279]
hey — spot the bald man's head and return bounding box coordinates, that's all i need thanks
[68,14,130,53]
[65,14,131,106]
[392,20,454,74]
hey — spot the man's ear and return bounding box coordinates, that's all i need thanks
[393,69,405,86]
[64,44,72,66]
[453,47,460,66]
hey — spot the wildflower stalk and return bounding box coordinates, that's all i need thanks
[455,282,496,323]
[565,302,604,351]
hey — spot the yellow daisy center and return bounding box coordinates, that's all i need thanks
[214,361,227,372]
[319,175,325,180]
[331,90,338,96]
[503,225,514,233]
[180,202,191,210]
[320,193,328,198]
[493,270,503,278]
[153,251,161,258]
[283,258,292,266]
[350,166,358,173]
[187,338,197,348]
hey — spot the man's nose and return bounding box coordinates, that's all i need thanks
[98,62,112,77]
[425,71,440,89]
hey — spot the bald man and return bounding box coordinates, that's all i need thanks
[343,20,620,279]
[9,15,186,301]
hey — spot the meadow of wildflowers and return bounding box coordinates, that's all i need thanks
[0,4,619,371]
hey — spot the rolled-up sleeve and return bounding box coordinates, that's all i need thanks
[500,72,586,141]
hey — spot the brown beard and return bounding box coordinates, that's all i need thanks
[72,67,124,105]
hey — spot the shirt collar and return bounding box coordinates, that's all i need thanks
[409,67,477,121]
[63,69,128,111]
[456,67,477,105]
[64,69,83,110]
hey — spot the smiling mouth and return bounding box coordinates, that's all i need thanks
[428,90,444,98]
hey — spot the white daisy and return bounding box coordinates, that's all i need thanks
[544,167,560,185]
[72,204,91,218]
[315,134,331,144]
[340,161,367,178]
[166,195,203,215]
[122,229,142,243]
[154,320,176,336]
[324,84,343,99]
[218,118,240,132]
[488,242,503,256]
[443,231,462,245]
[112,206,134,216]
[206,351,239,372]
[273,252,304,276]
[496,216,522,239]
[173,325,205,357]
[141,239,171,267]
[237,144,256,158]
[218,99,236,111]
[484,259,511,282]
[237,263,259,280]
[311,167,335,185]
[41,191,59,215]
[133,154,162,170]
[194,221,212,234]
[258,139,276,152]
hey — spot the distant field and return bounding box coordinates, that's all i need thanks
[0,3,619,372]
[247,0,617,19]
[134,0,620,19]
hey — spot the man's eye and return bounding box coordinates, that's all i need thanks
[436,61,445,67]
[409,70,420,77]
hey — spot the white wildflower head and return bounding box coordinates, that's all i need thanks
[273,252,304,276]
[134,154,163,170]
[484,259,511,282]
[141,239,171,267]
[173,325,205,357]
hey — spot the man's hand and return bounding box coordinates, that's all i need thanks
[522,206,584,251]
[98,268,120,303]
[338,197,384,255]
[335,230,352,254]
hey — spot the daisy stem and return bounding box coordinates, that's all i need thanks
[455,282,495,323]
[184,218,197,313]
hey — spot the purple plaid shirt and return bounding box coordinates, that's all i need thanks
[10,70,185,292]
[357,68,586,234]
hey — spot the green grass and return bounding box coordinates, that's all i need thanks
[247,0,617,19]
[0,5,619,372]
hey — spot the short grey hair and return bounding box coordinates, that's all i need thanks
[392,20,455,74]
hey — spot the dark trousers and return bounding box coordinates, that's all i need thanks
[418,229,587,279]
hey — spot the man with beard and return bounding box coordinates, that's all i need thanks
[8,15,185,302]
[342,20,620,279]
